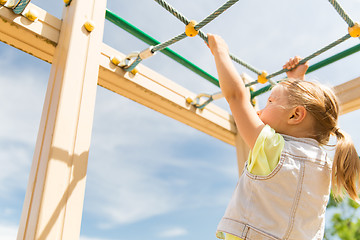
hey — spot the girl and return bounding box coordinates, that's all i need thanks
[207,33,360,240]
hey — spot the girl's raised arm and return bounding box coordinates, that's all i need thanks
[207,33,264,149]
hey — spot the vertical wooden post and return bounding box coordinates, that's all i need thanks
[17,0,107,239]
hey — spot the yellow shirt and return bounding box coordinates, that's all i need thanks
[220,125,284,240]
[247,125,284,175]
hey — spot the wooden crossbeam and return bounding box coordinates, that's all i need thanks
[334,76,360,115]
[98,44,236,145]
[0,4,59,63]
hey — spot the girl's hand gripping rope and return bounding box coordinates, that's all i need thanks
[283,56,309,80]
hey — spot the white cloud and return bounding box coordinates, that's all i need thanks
[88,161,183,227]
[84,141,188,227]
[83,140,235,229]
[0,223,18,240]
[158,227,188,238]
[0,144,31,196]
[0,66,46,145]
[0,64,46,200]
[81,88,236,228]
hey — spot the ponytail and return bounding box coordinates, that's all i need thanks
[332,128,360,202]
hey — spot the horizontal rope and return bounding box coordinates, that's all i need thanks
[267,33,351,79]
[13,0,31,14]
[152,33,187,52]
[307,42,360,73]
[252,37,358,99]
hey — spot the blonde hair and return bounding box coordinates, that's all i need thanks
[280,79,360,202]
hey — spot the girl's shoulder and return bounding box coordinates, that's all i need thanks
[281,135,330,167]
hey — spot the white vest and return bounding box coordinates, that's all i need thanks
[217,135,332,240]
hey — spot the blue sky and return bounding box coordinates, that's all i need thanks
[1,0,360,239]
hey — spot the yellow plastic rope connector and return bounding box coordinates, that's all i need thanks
[185,20,199,37]
[84,20,95,32]
[111,56,121,66]
[0,0,7,5]
[24,8,38,22]
[251,98,257,106]
[63,0,71,5]
[185,97,193,104]
[257,71,268,84]
[249,86,256,106]
[130,68,138,75]
[349,22,360,38]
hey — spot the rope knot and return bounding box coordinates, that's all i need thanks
[349,22,360,38]
[185,20,199,37]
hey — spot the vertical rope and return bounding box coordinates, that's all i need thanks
[197,32,262,76]
[197,31,208,43]
[195,0,239,30]
[153,0,190,25]
[230,54,262,75]
[327,0,354,27]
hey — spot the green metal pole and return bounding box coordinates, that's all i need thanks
[251,43,360,98]
[306,43,360,73]
[105,9,220,87]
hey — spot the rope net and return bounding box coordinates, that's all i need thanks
[1,0,358,109]
[108,0,359,108]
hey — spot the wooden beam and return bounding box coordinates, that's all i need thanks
[98,44,237,145]
[16,0,107,239]
[0,3,60,63]
[334,76,360,115]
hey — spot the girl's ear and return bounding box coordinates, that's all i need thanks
[288,106,307,124]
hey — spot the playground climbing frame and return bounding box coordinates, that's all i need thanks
[0,1,360,240]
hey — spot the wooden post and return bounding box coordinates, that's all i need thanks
[334,76,360,115]
[17,0,107,239]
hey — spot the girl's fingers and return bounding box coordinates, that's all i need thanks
[283,56,302,70]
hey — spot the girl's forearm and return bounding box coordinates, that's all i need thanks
[208,34,264,149]
[213,50,248,102]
